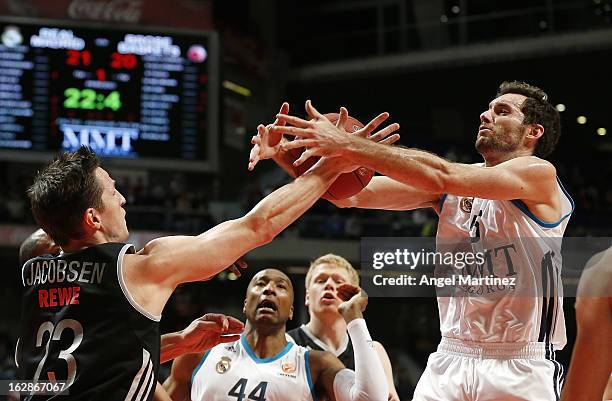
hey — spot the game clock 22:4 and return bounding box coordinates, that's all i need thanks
[63,88,122,111]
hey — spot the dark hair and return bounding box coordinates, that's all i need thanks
[496,81,561,158]
[27,147,103,246]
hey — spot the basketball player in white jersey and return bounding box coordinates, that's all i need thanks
[561,247,612,401]
[251,81,574,400]
[164,268,388,401]
[287,254,400,401]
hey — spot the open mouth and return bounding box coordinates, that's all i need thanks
[257,299,277,313]
[321,292,337,303]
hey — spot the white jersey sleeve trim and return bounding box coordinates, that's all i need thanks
[510,177,575,228]
[117,243,161,322]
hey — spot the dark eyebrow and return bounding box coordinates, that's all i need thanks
[489,101,517,110]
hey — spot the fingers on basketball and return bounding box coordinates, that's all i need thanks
[287,112,374,200]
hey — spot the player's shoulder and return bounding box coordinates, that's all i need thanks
[286,326,304,342]
[577,247,612,298]
[500,156,556,173]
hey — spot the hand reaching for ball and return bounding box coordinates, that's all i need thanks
[271,100,401,165]
[248,102,290,171]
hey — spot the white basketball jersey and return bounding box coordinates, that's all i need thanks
[436,170,574,350]
[191,336,316,401]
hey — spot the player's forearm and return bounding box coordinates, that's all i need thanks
[334,319,388,401]
[160,331,189,363]
[247,163,340,241]
[342,137,451,194]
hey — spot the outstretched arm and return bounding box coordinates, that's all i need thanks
[274,101,558,204]
[125,113,400,316]
[125,155,344,315]
[160,314,244,363]
[333,175,441,212]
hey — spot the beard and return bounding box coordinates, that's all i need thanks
[475,127,523,156]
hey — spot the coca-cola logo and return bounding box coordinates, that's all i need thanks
[68,0,143,23]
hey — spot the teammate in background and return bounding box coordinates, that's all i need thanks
[252,81,574,400]
[16,228,245,401]
[19,118,398,401]
[288,254,400,401]
[164,268,388,401]
[18,228,61,265]
[561,247,612,401]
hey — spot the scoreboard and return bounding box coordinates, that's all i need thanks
[0,17,218,171]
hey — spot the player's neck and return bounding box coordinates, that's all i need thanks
[305,314,348,351]
[243,324,287,359]
[61,235,106,253]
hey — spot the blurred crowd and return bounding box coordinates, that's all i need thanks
[0,154,610,237]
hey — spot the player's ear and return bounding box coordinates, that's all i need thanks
[527,124,544,140]
[289,305,294,320]
[242,299,247,315]
[82,208,100,235]
[304,290,310,307]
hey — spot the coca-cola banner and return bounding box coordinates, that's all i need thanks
[0,0,212,29]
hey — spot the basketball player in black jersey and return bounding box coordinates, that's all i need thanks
[16,228,245,401]
[287,254,400,401]
[20,115,398,400]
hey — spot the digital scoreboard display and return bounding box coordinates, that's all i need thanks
[0,17,218,171]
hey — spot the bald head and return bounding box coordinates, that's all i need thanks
[19,229,60,265]
[248,269,293,292]
[244,268,295,328]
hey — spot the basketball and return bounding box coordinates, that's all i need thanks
[287,113,374,200]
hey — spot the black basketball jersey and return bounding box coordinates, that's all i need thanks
[287,325,355,370]
[18,243,160,401]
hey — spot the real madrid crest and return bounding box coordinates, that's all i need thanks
[216,356,231,374]
[460,197,473,213]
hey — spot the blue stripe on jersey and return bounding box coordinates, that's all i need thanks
[190,349,211,390]
[240,335,294,364]
[304,350,317,401]
[439,194,448,212]
[510,177,574,228]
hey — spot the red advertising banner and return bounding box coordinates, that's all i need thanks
[0,0,213,29]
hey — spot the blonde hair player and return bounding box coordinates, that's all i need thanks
[164,268,388,401]
[287,254,400,401]
[251,81,574,400]
[561,247,612,401]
